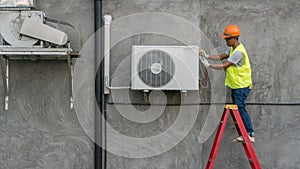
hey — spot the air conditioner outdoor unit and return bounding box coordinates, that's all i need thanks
[0,0,36,8]
[131,45,199,91]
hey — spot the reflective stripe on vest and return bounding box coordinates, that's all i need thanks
[225,43,252,89]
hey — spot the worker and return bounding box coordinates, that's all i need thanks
[200,25,255,143]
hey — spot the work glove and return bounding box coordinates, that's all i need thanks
[200,56,210,69]
[199,49,209,58]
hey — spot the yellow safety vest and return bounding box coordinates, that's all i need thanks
[225,43,252,89]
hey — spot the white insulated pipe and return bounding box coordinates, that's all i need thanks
[103,15,112,94]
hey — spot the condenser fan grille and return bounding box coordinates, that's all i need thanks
[138,50,175,87]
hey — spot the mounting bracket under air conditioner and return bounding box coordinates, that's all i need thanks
[0,43,79,110]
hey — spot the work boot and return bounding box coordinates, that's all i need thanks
[233,135,255,143]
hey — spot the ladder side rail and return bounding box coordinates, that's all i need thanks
[231,109,262,169]
[205,108,230,169]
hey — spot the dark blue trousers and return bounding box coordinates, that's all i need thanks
[231,87,254,136]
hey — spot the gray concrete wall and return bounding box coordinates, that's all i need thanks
[0,0,299,169]
[103,0,300,169]
[0,0,95,168]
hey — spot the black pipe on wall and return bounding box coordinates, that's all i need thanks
[107,102,300,106]
[94,0,106,169]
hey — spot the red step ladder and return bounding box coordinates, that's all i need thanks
[205,104,262,169]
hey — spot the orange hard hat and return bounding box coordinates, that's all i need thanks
[221,25,241,39]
